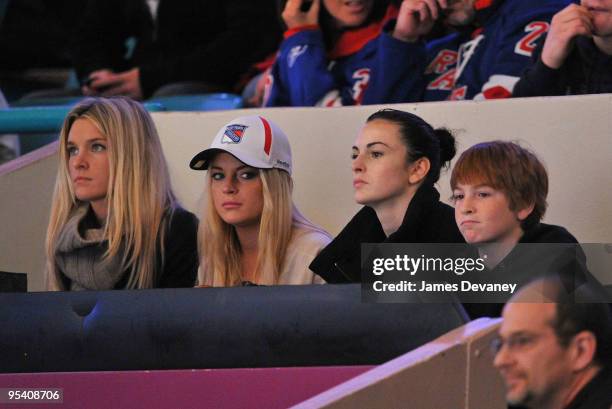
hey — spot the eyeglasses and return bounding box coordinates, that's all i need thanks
[490,333,541,355]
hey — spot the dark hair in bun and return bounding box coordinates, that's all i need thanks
[366,108,456,185]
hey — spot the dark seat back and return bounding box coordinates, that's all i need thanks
[0,284,467,373]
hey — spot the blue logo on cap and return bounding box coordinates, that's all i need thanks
[221,124,249,144]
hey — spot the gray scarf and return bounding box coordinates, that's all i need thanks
[55,205,128,290]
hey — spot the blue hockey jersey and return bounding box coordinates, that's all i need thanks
[264,7,426,107]
[420,0,571,101]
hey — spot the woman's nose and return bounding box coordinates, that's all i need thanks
[72,151,88,169]
[352,154,364,172]
[222,178,237,194]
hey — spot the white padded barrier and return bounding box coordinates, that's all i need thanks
[291,318,504,409]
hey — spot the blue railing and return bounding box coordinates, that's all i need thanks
[0,103,164,134]
[0,93,243,134]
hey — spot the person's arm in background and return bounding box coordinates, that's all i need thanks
[471,2,569,100]
[513,4,594,97]
[136,0,281,98]
[266,0,426,107]
[75,0,281,100]
[264,0,339,106]
[368,0,456,104]
[264,27,340,106]
[72,0,147,97]
[359,0,439,104]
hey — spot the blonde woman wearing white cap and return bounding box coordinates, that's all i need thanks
[190,115,331,286]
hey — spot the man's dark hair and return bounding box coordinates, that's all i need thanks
[550,281,612,368]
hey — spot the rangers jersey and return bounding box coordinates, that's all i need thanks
[421,0,571,101]
[264,6,426,107]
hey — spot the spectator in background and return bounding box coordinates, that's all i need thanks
[0,0,81,71]
[263,0,426,107]
[190,115,331,286]
[0,0,83,101]
[45,97,198,290]
[513,1,612,97]
[73,0,281,100]
[392,0,570,101]
[0,89,19,164]
[309,109,463,283]
[493,277,612,409]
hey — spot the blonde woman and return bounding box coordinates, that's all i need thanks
[45,97,198,290]
[190,115,330,286]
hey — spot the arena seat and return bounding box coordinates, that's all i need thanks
[11,96,84,108]
[148,93,243,111]
[0,284,467,373]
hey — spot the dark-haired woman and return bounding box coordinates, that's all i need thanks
[310,108,464,282]
[263,0,424,107]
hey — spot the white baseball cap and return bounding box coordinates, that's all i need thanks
[190,115,292,175]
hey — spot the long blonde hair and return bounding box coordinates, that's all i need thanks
[45,97,176,290]
[198,168,325,286]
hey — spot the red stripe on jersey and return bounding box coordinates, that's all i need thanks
[284,24,320,39]
[483,85,512,99]
[328,4,398,60]
[475,0,493,10]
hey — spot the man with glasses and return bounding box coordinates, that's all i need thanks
[493,278,612,409]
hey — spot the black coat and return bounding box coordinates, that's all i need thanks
[463,222,587,318]
[511,367,612,409]
[565,368,612,409]
[309,185,464,283]
[60,206,199,290]
[119,206,199,288]
[513,36,612,97]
